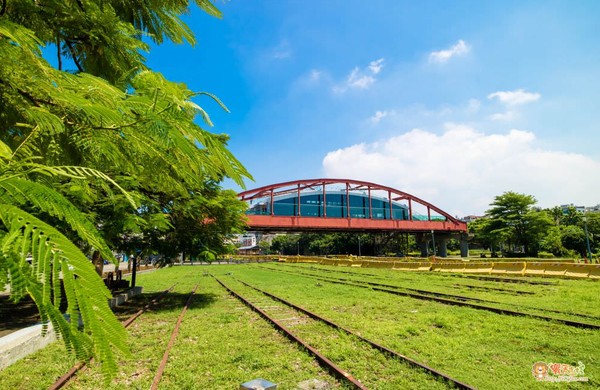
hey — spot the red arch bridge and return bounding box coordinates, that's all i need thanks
[237,179,469,257]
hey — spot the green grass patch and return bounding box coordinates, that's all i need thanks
[0,264,598,389]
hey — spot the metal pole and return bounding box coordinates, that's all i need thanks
[131,256,137,288]
[358,236,361,257]
[323,182,327,217]
[431,230,436,259]
[583,215,593,262]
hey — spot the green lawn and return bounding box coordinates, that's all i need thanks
[0,263,598,389]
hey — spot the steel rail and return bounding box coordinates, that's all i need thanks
[277,263,536,295]
[150,284,198,390]
[451,283,535,295]
[266,266,524,304]
[122,284,178,328]
[264,267,600,330]
[455,274,558,285]
[288,265,600,320]
[213,276,369,390]
[236,278,476,390]
[48,284,177,390]
[305,271,600,322]
[286,262,559,286]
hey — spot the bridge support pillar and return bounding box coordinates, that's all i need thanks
[436,236,448,258]
[460,233,469,258]
[416,233,429,257]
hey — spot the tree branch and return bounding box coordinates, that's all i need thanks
[0,78,58,110]
[75,0,85,12]
[56,36,62,71]
[65,40,83,72]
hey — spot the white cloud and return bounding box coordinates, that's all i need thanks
[322,124,600,216]
[488,89,541,105]
[334,58,385,93]
[429,40,470,64]
[347,68,375,89]
[370,110,389,124]
[309,69,322,82]
[368,58,385,74]
[490,111,515,121]
[271,40,292,60]
[467,99,481,113]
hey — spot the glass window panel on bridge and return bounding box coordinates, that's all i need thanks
[247,191,409,220]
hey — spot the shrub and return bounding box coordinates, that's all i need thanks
[538,251,555,259]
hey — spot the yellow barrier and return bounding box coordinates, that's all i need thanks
[392,262,432,272]
[434,263,464,273]
[524,262,546,276]
[588,265,600,279]
[378,261,395,269]
[565,263,592,278]
[430,263,443,272]
[543,262,568,276]
[491,262,526,275]
[463,262,492,274]
[417,262,433,271]
[275,255,599,279]
[392,262,414,271]
[362,261,394,269]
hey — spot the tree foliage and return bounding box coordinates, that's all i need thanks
[269,232,414,257]
[1,0,251,377]
[470,193,598,259]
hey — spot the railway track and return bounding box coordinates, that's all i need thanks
[317,264,536,295]
[281,263,538,295]
[49,284,177,390]
[259,266,600,329]
[450,282,535,295]
[150,285,198,390]
[214,275,475,389]
[279,262,559,286]
[450,274,558,285]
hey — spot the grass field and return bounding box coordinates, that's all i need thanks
[0,263,598,389]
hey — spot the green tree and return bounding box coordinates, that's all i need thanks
[539,225,566,256]
[561,225,586,257]
[485,192,552,256]
[258,239,272,255]
[271,234,300,255]
[468,217,510,254]
[1,0,250,377]
[583,212,599,255]
[562,206,583,226]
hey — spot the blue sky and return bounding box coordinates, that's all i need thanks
[144,0,600,216]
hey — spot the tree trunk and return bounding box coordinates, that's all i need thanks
[91,250,104,277]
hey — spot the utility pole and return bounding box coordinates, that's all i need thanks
[583,214,593,263]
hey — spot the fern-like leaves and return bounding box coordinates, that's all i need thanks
[0,205,129,377]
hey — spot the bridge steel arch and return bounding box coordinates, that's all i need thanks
[238,179,469,257]
[238,178,467,234]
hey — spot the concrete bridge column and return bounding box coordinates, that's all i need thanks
[460,233,469,258]
[436,236,448,258]
[416,233,429,257]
